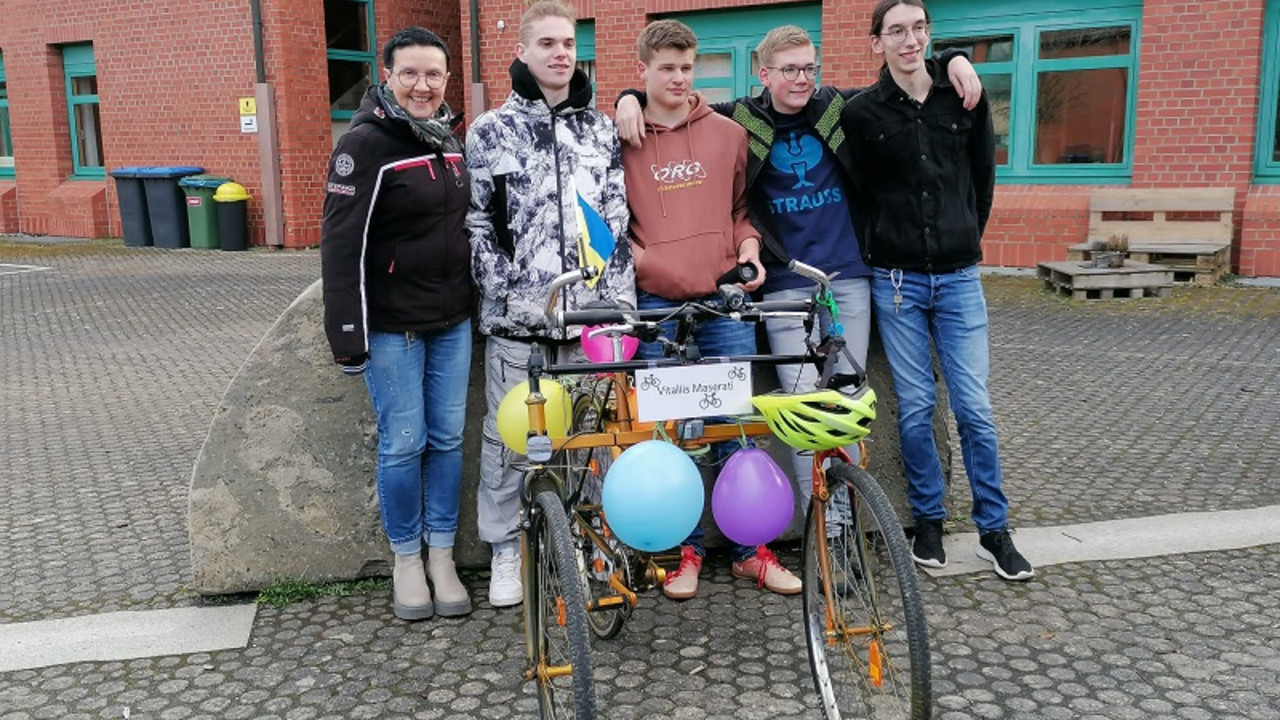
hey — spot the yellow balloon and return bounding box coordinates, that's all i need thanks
[496,380,572,454]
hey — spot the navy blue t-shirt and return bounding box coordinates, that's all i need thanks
[756,108,871,294]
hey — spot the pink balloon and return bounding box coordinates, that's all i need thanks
[712,447,795,546]
[581,325,639,363]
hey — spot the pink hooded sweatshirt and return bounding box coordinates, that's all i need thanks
[623,94,757,301]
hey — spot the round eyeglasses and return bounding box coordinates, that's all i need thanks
[394,69,448,89]
[880,23,931,44]
[766,64,821,82]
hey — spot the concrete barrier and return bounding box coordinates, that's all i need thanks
[189,281,947,595]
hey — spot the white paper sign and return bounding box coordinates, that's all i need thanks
[635,362,752,422]
[239,115,258,133]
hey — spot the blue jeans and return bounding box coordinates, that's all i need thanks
[763,277,871,502]
[870,266,1009,534]
[636,291,759,562]
[364,320,471,555]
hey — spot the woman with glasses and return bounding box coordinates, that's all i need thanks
[842,0,1036,582]
[321,27,475,620]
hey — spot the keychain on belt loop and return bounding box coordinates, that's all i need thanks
[890,269,904,314]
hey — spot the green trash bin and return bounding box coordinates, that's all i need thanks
[179,175,231,250]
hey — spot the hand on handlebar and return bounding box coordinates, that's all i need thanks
[736,238,766,292]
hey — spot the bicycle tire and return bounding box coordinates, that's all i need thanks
[529,490,597,719]
[567,390,631,640]
[802,462,931,720]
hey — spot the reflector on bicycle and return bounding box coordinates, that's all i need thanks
[633,362,752,422]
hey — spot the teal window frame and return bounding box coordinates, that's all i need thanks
[666,4,821,101]
[930,0,1141,184]
[576,21,596,105]
[327,0,376,122]
[62,43,104,180]
[0,51,13,178]
[1255,0,1280,181]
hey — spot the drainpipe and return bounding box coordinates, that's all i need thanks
[468,0,489,115]
[250,0,285,247]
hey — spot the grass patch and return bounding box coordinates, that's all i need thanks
[256,577,390,608]
[0,235,132,259]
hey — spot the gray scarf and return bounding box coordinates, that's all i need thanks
[379,84,462,154]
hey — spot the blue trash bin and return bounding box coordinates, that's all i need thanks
[138,166,204,248]
[109,167,153,247]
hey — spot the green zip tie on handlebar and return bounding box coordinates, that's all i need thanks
[816,288,843,336]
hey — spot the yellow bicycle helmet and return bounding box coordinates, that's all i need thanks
[751,386,877,451]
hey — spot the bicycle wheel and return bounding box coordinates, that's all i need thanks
[803,462,931,720]
[567,387,632,640]
[528,490,597,719]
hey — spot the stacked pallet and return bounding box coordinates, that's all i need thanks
[1064,188,1234,286]
[1038,260,1174,301]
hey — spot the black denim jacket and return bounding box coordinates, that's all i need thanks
[842,61,996,273]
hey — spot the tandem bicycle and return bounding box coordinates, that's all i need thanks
[508,261,932,720]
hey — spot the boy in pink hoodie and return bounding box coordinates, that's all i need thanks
[623,19,801,600]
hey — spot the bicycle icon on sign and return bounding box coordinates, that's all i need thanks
[727,366,747,382]
[699,392,722,410]
[640,374,661,391]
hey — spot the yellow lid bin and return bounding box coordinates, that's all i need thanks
[213,182,251,203]
[213,182,251,251]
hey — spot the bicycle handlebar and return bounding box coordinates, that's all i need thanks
[542,260,831,332]
[555,298,813,329]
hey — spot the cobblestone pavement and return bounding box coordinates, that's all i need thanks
[2,245,1278,719]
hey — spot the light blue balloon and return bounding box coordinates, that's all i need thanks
[602,440,704,552]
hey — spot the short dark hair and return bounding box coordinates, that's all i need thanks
[383,26,450,69]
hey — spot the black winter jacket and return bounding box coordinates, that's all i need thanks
[842,62,996,273]
[321,86,474,362]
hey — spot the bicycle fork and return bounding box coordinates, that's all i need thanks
[812,447,890,689]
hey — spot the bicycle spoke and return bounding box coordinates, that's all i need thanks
[529,491,596,719]
[804,463,931,720]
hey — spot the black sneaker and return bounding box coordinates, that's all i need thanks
[910,518,947,568]
[977,530,1035,581]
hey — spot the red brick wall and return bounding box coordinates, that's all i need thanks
[0,0,463,248]
[1129,0,1266,275]
[456,0,1279,278]
[1242,187,1280,277]
[0,1,260,239]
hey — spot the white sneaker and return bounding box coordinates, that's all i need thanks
[489,548,523,608]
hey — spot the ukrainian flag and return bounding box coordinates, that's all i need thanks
[575,192,614,288]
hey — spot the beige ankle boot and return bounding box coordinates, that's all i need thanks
[392,552,433,621]
[427,546,472,617]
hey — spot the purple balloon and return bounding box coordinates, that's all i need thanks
[711,447,796,546]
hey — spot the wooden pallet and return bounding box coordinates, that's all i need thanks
[1037,260,1174,301]
[1066,187,1235,286]
[1066,243,1228,286]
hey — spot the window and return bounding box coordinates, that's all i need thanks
[931,0,1140,182]
[1257,0,1280,180]
[0,51,13,177]
[62,44,103,179]
[326,0,376,122]
[576,21,595,108]
[668,4,821,102]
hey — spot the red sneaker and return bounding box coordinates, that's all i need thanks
[732,546,802,595]
[663,545,702,600]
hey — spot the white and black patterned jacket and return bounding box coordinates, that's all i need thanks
[465,60,634,340]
